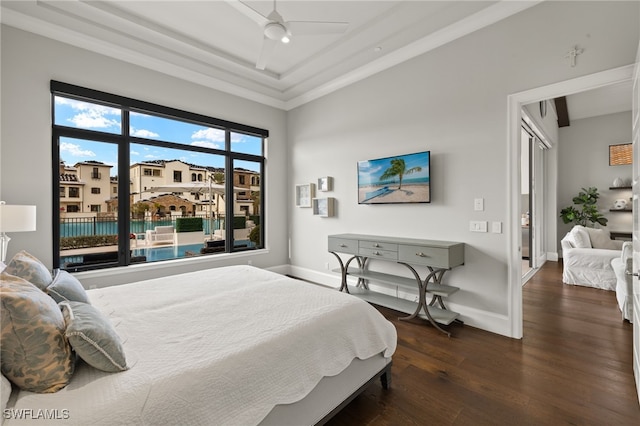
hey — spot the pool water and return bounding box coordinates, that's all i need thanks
[132,241,254,262]
[132,243,205,262]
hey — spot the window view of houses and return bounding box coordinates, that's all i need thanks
[53,88,265,270]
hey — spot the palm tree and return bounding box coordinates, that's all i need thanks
[379,158,421,190]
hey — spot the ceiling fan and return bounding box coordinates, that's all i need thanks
[226,0,349,70]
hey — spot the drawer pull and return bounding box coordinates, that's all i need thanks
[339,244,347,247]
[373,243,380,248]
[374,251,381,256]
[416,252,429,257]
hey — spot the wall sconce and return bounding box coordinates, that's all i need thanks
[0,201,37,262]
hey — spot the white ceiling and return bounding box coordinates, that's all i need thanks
[1,0,542,110]
[565,80,633,122]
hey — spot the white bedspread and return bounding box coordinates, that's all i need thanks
[6,266,396,425]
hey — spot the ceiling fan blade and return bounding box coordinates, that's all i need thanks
[287,21,348,36]
[225,0,269,27]
[256,37,278,70]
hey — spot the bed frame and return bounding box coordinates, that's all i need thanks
[260,354,392,425]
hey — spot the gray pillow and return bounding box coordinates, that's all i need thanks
[47,270,90,304]
[4,251,52,291]
[0,272,75,393]
[60,301,128,373]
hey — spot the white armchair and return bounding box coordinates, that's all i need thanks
[611,242,633,322]
[145,225,176,245]
[560,225,623,290]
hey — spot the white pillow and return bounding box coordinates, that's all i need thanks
[1,374,11,416]
[0,260,5,272]
[584,227,618,250]
[622,241,633,262]
[571,226,592,248]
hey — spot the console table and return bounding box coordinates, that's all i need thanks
[328,233,464,336]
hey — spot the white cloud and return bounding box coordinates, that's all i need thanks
[69,112,119,129]
[191,140,222,149]
[131,150,140,156]
[56,96,120,130]
[131,127,159,138]
[60,142,96,157]
[191,128,225,142]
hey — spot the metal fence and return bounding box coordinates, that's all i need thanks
[60,215,223,238]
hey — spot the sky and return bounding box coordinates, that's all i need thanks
[55,96,263,175]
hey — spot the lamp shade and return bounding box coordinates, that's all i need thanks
[0,204,37,232]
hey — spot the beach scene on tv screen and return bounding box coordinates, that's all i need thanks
[358,151,430,204]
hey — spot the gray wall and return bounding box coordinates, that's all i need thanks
[0,26,289,284]
[286,1,639,335]
[558,111,633,249]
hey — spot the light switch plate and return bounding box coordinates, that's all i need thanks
[491,221,502,233]
[469,221,488,232]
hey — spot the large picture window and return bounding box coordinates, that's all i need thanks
[52,81,267,271]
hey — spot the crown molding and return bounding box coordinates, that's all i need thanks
[2,1,542,112]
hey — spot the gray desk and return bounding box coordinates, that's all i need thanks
[328,233,464,336]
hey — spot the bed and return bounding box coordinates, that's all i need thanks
[1,258,396,425]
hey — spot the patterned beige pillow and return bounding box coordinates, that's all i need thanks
[0,272,74,393]
[4,251,52,291]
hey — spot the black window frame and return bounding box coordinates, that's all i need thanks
[52,81,267,271]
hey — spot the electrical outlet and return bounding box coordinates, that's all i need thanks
[474,198,484,211]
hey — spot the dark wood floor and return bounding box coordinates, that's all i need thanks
[326,261,640,425]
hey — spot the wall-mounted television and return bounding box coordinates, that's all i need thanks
[358,150,430,204]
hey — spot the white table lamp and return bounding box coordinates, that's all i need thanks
[0,201,37,262]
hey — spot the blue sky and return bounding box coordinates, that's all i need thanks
[55,96,262,175]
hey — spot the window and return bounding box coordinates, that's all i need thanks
[52,81,267,271]
[60,187,65,197]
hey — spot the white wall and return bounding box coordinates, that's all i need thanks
[0,26,289,285]
[286,1,639,336]
[558,111,633,250]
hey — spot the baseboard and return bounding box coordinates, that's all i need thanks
[286,265,514,338]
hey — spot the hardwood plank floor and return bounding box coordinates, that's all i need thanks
[326,261,640,425]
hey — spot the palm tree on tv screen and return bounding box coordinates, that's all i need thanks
[379,158,421,190]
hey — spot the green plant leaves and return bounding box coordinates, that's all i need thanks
[560,187,608,227]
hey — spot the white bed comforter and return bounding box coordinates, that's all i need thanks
[6,266,396,426]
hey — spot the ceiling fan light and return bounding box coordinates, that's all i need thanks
[264,22,287,41]
[281,35,290,44]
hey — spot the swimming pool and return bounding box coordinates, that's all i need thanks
[132,241,254,262]
[132,243,205,262]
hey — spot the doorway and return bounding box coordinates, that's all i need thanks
[507,65,635,339]
[521,113,551,282]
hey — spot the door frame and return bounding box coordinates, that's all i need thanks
[507,64,634,339]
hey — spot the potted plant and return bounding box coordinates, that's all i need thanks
[559,187,608,227]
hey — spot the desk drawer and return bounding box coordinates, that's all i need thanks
[359,247,398,261]
[328,237,358,254]
[398,245,449,268]
[359,240,398,252]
